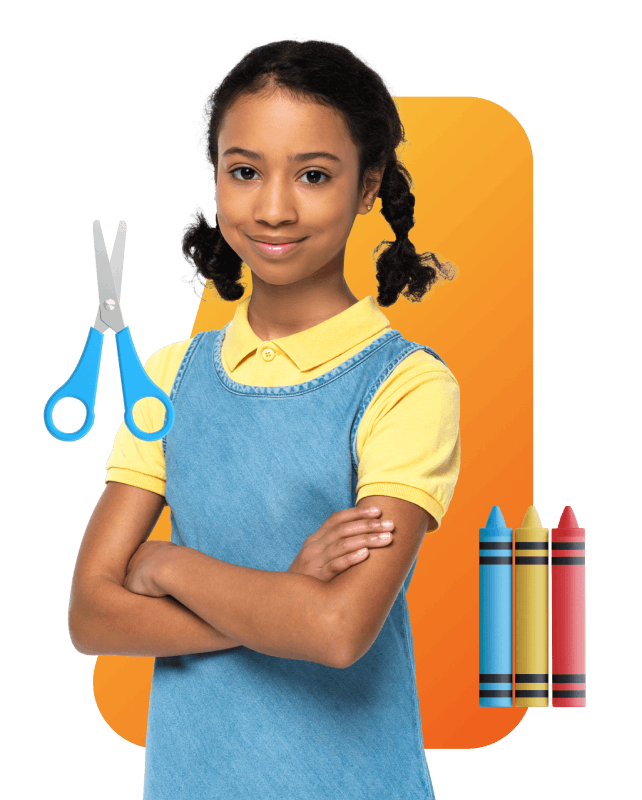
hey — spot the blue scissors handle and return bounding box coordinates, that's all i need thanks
[116,327,175,442]
[44,327,104,442]
[44,325,175,442]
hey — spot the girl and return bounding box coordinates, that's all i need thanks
[70,40,460,799]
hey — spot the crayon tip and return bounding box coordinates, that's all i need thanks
[521,505,543,529]
[557,505,579,529]
[485,505,508,530]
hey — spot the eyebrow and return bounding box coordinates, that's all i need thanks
[222,147,342,164]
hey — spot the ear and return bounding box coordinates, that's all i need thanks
[359,166,386,214]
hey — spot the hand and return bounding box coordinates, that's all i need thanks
[123,540,178,598]
[287,505,395,583]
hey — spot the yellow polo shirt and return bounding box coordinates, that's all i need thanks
[106,294,460,530]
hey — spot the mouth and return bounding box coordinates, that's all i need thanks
[247,235,306,257]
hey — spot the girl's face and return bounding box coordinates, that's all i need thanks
[215,87,375,288]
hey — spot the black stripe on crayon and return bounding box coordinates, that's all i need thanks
[515,674,548,682]
[552,542,585,550]
[479,556,513,565]
[553,690,586,698]
[552,556,585,565]
[515,690,549,698]
[479,690,513,698]
[515,541,549,550]
[553,674,586,683]
[480,674,513,683]
[515,556,548,565]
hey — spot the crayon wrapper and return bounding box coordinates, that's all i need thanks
[552,532,586,707]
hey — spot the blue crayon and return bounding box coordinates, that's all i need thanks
[479,505,513,707]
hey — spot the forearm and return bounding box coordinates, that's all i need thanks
[69,575,242,657]
[155,547,341,667]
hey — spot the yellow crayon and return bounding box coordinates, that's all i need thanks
[515,505,549,707]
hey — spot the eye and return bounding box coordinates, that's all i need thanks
[229,167,331,186]
[303,169,330,186]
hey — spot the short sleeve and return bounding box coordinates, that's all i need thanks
[105,338,192,497]
[355,350,461,532]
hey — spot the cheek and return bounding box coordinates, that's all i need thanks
[216,187,244,226]
[216,199,240,227]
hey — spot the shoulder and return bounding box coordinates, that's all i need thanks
[144,338,195,395]
[391,347,459,387]
[147,337,195,367]
[355,346,459,446]
[367,346,459,417]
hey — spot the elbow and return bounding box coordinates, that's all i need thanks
[68,604,101,656]
[68,608,89,655]
[321,648,352,671]
[321,610,367,670]
[325,637,364,670]
[335,641,370,669]
[68,575,121,656]
[71,640,97,657]
[322,614,377,669]
[327,651,359,670]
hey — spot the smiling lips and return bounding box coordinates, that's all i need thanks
[250,236,301,245]
[248,235,305,257]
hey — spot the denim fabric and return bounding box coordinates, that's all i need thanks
[143,325,446,799]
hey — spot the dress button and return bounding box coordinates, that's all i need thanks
[262,347,275,361]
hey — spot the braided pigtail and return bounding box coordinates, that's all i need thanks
[180,205,247,301]
[374,159,455,307]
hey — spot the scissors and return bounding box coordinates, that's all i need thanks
[44,220,175,442]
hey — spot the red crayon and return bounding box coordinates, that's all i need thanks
[552,506,586,706]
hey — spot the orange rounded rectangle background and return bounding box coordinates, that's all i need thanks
[94,96,532,749]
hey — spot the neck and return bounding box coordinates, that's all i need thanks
[246,267,359,342]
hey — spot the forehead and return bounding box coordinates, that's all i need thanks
[218,88,357,161]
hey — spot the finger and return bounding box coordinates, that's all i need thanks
[328,517,395,542]
[326,505,383,526]
[328,530,394,560]
[312,526,394,578]
[321,547,370,579]
[305,505,383,543]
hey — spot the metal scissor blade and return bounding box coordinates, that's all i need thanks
[94,220,126,332]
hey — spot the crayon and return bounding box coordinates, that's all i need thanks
[515,505,549,706]
[479,506,513,707]
[552,506,586,706]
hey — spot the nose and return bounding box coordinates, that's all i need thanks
[253,175,298,228]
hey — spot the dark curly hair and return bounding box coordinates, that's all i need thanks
[182,40,456,307]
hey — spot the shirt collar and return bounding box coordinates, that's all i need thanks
[223,294,391,372]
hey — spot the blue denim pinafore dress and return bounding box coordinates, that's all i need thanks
[143,324,447,799]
